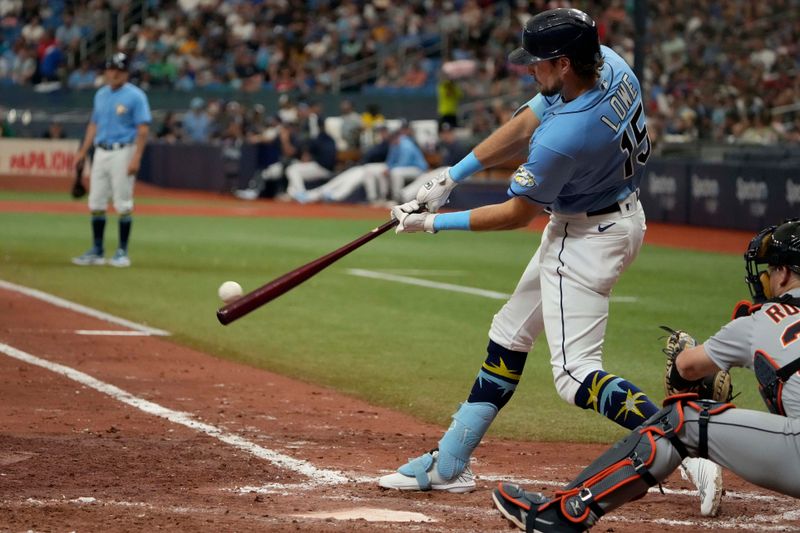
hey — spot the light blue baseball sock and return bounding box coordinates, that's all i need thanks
[435,340,527,479]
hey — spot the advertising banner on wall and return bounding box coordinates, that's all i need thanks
[639,160,689,224]
[687,162,741,229]
[0,139,80,178]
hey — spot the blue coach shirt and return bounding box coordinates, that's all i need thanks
[508,46,651,214]
[91,82,151,145]
[386,135,429,171]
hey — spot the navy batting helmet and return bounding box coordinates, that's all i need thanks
[508,8,601,66]
[105,52,129,71]
[745,218,800,302]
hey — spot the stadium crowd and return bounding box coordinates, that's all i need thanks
[1,0,800,147]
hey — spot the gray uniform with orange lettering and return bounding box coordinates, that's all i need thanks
[689,290,800,496]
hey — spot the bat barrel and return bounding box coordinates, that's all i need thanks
[217,218,398,325]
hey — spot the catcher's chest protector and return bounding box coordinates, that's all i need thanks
[753,350,800,416]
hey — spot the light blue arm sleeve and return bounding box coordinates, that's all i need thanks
[514,93,548,121]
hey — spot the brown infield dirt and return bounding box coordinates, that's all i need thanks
[1,176,797,532]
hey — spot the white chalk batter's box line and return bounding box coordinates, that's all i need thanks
[346,269,638,303]
[0,279,170,336]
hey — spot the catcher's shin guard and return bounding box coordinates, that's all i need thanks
[533,395,700,530]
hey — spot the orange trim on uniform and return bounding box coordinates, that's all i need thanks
[496,483,531,511]
[754,349,786,415]
[686,400,736,415]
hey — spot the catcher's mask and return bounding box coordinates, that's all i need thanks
[745,218,800,302]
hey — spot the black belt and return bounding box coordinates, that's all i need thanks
[96,142,131,150]
[587,202,621,217]
[586,189,640,217]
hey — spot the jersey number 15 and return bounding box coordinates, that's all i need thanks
[620,102,651,179]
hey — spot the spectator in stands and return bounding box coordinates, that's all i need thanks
[385,122,429,202]
[277,93,298,125]
[399,122,471,203]
[361,103,386,148]
[10,45,35,85]
[182,97,212,143]
[21,14,44,44]
[55,12,83,47]
[37,37,64,84]
[67,60,97,90]
[399,57,429,88]
[740,110,781,145]
[55,12,82,64]
[232,45,262,93]
[338,99,362,150]
[157,111,182,143]
[173,62,195,91]
[438,73,464,128]
[41,120,66,139]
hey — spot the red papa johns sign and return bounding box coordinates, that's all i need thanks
[0,139,81,178]
[10,150,77,172]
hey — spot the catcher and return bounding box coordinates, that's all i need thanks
[493,218,800,531]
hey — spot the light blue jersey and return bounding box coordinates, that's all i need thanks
[387,135,429,171]
[91,82,152,145]
[508,45,651,214]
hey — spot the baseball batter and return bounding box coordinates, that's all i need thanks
[493,219,800,531]
[72,52,151,268]
[381,7,721,515]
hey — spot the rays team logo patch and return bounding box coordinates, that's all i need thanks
[513,166,536,188]
[116,104,127,115]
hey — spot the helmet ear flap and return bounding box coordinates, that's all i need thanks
[759,271,773,300]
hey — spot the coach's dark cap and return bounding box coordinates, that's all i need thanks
[105,52,129,71]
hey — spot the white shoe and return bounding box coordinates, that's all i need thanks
[108,249,131,268]
[680,457,723,516]
[378,450,475,493]
[71,249,105,266]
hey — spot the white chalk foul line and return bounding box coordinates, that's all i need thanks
[346,269,637,303]
[0,280,170,336]
[0,342,349,486]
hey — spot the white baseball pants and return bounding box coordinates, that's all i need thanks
[489,191,645,404]
[306,162,388,202]
[88,145,135,213]
[285,161,333,196]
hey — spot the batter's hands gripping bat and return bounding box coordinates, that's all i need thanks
[71,158,86,199]
[217,218,399,325]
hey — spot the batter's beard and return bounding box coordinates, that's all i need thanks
[540,81,563,97]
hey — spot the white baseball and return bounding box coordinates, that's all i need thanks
[218,281,243,304]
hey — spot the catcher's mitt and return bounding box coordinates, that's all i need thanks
[661,326,733,402]
[71,159,86,199]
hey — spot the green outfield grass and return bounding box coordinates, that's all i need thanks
[0,197,763,443]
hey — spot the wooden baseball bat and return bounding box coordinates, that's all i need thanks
[217,218,399,325]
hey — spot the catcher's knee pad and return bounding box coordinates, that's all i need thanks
[676,395,735,458]
[545,396,700,528]
[437,402,497,479]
